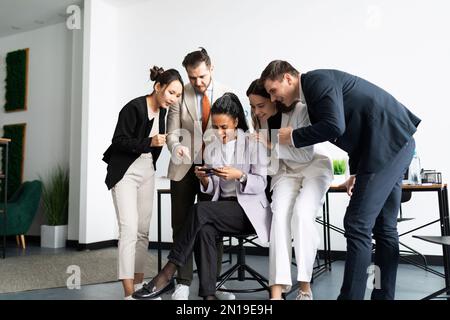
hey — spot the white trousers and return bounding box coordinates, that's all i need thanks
[111,153,155,280]
[269,174,330,289]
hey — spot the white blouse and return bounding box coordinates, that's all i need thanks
[218,139,237,198]
[148,107,160,138]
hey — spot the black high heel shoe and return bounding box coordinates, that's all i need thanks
[132,278,175,300]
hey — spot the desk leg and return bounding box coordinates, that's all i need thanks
[325,193,332,270]
[439,186,450,296]
[2,144,8,259]
[157,191,162,272]
[1,208,4,259]
[1,202,5,259]
[2,197,5,259]
[321,202,327,269]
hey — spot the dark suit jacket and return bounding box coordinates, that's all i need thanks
[102,96,167,189]
[292,69,421,174]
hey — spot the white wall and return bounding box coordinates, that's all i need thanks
[81,0,450,255]
[0,23,73,235]
[79,0,119,244]
[68,16,84,241]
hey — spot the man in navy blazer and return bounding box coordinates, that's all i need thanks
[260,61,421,300]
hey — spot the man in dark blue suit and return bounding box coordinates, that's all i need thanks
[260,61,421,300]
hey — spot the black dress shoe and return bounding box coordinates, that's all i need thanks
[132,278,175,300]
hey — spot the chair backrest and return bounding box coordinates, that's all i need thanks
[398,190,414,222]
[19,180,43,218]
[401,190,412,203]
[1,180,43,235]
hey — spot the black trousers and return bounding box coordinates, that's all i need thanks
[168,199,255,297]
[170,165,222,286]
[338,137,415,300]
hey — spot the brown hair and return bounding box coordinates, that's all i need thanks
[246,79,294,130]
[246,79,270,99]
[182,47,211,69]
[259,60,299,84]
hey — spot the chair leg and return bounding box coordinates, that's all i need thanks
[399,240,428,268]
[242,264,269,290]
[236,238,246,281]
[20,235,26,249]
[217,263,241,287]
[216,243,270,294]
[422,286,450,300]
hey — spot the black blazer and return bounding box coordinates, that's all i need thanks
[292,69,421,174]
[102,96,167,189]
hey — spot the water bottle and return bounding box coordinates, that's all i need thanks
[408,150,422,184]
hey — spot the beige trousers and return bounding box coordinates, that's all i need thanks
[111,153,155,279]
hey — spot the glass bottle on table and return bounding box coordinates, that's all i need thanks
[408,150,421,185]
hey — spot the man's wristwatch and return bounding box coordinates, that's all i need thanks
[239,173,248,184]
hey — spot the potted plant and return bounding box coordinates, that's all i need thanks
[332,159,347,186]
[40,166,69,248]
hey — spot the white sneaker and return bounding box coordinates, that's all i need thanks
[134,282,144,292]
[215,284,236,300]
[295,290,313,300]
[171,284,190,300]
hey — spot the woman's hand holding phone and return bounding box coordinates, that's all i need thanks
[213,166,243,181]
[194,166,212,189]
[195,166,210,178]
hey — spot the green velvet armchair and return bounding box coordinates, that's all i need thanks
[0,180,42,249]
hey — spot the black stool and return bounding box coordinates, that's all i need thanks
[216,234,270,294]
[398,190,428,269]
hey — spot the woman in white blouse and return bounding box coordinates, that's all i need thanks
[247,79,333,300]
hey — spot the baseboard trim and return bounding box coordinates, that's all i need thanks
[6,235,118,251]
[10,236,445,267]
[76,240,118,251]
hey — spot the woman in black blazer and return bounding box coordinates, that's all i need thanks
[102,66,183,299]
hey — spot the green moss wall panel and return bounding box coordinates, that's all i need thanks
[4,48,29,112]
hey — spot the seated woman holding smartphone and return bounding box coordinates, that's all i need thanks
[133,92,272,300]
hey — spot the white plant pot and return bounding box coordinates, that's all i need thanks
[331,174,347,187]
[41,225,68,248]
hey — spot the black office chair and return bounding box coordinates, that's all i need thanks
[398,190,428,269]
[398,190,414,222]
[412,235,450,299]
[216,234,270,294]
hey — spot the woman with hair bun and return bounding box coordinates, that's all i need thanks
[102,66,183,299]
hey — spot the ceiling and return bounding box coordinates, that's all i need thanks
[0,0,83,38]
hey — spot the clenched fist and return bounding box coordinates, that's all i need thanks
[278,127,293,146]
[151,134,167,147]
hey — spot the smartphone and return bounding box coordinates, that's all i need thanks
[202,168,216,175]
